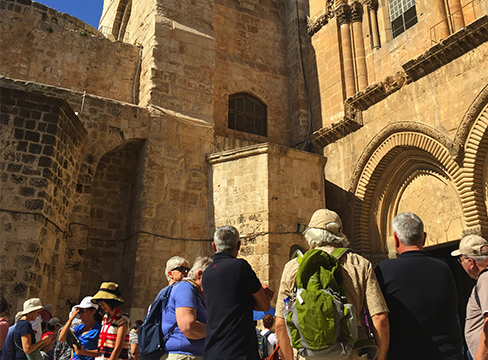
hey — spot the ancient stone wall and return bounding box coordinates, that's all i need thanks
[322,39,488,259]
[307,0,487,125]
[0,86,87,312]
[213,0,292,146]
[0,0,140,103]
[207,143,326,303]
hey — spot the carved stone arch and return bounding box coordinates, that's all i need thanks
[455,84,488,234]
[350,123,464,255]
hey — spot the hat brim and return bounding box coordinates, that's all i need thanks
[22,305,44,316]
[451,249,461,257]
[91,290,124,303]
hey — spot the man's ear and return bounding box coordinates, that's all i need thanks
[393,232,400,249]
[422,232,427,246]
[237,240,241,251]
[212,242,217,252]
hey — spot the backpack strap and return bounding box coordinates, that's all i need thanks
[331,247,349,260]
[474,267,488,308]
[263,330,272,340]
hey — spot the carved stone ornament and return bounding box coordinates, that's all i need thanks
[335,3,351,26]
[350,1,363,23]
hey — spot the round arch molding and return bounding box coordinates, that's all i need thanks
[349,122,466,255]
[455,83,488,234]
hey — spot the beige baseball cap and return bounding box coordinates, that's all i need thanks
[451,234,488,257]
[306,209,344,236]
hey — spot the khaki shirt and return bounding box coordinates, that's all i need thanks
[276,246,388,339]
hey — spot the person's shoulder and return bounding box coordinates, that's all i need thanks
[344,250,373,267]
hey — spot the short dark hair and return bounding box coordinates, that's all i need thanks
[262,314,274,329]
[103,299,122,310]
[0,296,10,314]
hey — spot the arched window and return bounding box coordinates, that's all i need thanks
[228,93,267,137]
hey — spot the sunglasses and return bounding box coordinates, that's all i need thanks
[171,266,190,272]
[78,308,94,313]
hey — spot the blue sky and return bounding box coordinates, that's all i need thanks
[36,0,103,29]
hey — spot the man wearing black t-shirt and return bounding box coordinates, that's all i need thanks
[202,225,274,360]
[375,212,463,360]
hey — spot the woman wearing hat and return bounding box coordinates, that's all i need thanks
[91,283,129,360]
[13,298,55,360]
[58,297,102,360]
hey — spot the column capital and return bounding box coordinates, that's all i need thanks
[335,3,351,26]
[351,1,364,22]
[363,0,379,11]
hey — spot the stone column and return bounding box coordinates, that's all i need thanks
[365,0,380,49]
[351,1,368,91]
[337,4,356,98]
[433,0,450,41]
[448,0,465,32]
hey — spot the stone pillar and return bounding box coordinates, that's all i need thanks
[448,0,465,32]
[433,0,450,41]
[365,0,380,50]
[337,4,356,98]
[351,1,368,91]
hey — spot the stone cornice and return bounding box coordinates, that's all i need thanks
[402,15,488,82]
[311,109,363,148]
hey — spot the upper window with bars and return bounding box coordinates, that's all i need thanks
[228,93,267,137]
[389,0,418,38]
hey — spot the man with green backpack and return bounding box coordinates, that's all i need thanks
[275,209,390,360]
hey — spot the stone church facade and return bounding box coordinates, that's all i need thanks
[1,0,487,322]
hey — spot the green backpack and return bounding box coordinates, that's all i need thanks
[284,248,358,359]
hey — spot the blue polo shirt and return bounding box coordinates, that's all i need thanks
[72,322,102,360]
[161,281,207,356]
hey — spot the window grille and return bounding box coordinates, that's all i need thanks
[389,0,418,38]
[228,93,267,137]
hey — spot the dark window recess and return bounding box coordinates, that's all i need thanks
[228,93,267,137]
[391,5,418,38]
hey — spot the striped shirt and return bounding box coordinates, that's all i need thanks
[95,311,130,360]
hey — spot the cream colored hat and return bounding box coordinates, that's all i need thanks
[451,234,488,257]
[22,298,43,316]
[91,282,124,303]
[305,209,344,236]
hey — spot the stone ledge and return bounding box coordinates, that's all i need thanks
[403,15,488,82]
[311,109,363,148]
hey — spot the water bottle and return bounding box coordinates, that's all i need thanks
[284,297,290,311]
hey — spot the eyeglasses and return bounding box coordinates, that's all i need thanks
[171,266,190,272]
[78,308,93,313]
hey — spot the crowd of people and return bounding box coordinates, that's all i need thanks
[0,208,487,360]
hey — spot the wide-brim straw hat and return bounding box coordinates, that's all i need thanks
[91,282,124,303]
[22,298,44,316]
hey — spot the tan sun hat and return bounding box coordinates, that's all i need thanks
[21,298,44,316]
[451,234,488,257]
[91,282,124,303]
[305,209,344,236]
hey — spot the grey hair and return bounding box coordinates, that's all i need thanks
[214,225,240,253]
[165,256,189,281]
[471,254,488,263]
[304,228,350,248]
[188,256,213,280]
[392,212,424,246]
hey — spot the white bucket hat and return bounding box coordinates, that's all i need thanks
[75,296,99,310]
[22,298,44,316]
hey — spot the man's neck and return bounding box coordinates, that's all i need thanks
[397,245,423,255]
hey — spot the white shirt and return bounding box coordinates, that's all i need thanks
[260,329,277,355]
